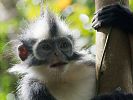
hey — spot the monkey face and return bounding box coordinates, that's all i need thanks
[33,36,74,67]
[34,36,73,62]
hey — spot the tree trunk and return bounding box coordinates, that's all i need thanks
[95,0,133,94]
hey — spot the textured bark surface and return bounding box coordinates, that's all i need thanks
[95,0,133,94]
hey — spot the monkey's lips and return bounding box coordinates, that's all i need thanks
[50,62,68,68]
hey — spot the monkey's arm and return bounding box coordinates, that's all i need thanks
[92,4,133,33]
[19,78,56,100]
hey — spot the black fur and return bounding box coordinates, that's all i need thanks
[92,91,133,100]
[92,4,133,33]
[23,78,56,100]
[47,10,58,37]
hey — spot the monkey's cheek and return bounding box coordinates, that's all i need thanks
[33,53,47,61]
[30,65,48,76]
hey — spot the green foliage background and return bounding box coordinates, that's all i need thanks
[0,0,133,100]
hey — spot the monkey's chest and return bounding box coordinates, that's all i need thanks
[46,77,96,100]
[44,62,96,100]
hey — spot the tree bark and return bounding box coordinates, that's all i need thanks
[95,0,133,94]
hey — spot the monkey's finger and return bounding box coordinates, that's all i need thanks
[92,8,122,23]
[92,15,108,28]
[92,17,117,30]
[92,12,114,23]
[92,13,114,27]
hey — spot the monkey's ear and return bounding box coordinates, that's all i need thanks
[18,44,29,61]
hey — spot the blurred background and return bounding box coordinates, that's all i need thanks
[0,0,133,100]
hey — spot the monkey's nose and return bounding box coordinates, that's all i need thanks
[54,50,61,56]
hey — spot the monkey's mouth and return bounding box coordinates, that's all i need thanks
[50,62,68,68]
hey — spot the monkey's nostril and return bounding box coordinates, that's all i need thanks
[54,52,58,56]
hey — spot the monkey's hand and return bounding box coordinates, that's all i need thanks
[92,4,133,33]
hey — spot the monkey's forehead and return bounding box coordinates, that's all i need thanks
[21,10,73,41]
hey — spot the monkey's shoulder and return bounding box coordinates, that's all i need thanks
[75,50,95,67]
[18,76,55,100]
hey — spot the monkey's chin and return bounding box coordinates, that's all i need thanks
[50,62,68,68]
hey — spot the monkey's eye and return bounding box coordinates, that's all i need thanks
[60,41,70,49]
[34,41,52,60]
[18,45,29,61]
[57,37,73,57]
[58,38,73,51]
[41,43,51,51]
